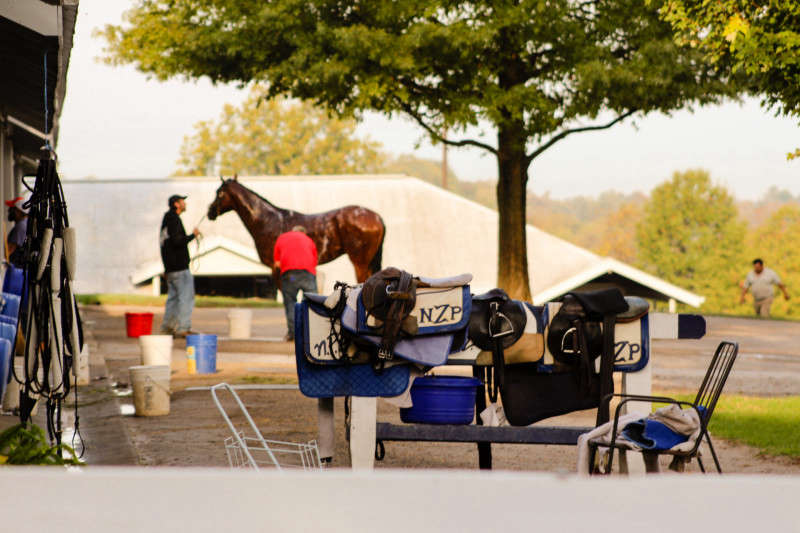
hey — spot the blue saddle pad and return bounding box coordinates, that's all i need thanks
[294,302,411,398]
[341,287,469,366]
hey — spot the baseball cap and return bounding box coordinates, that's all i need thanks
[168,194,187,208]
[4,195,30,214]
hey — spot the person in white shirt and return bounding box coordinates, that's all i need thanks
[739,258,789,317]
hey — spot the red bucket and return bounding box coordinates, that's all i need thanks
[125,312,153,338]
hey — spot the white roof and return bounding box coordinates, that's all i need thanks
[130,235,270,285]
[533,257,705,307]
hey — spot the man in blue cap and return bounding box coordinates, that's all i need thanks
[160,194,200,337]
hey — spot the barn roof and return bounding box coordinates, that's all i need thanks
[63,175,704,307]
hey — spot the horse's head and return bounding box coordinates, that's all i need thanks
[208,175,238,220]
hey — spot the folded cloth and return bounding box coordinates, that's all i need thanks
[576,413,641,476]
[576,404,705,475]
[622,404,705,450]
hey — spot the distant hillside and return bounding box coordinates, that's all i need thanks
[386,155,800,269]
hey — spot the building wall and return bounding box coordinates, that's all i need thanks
[62,175,601,296]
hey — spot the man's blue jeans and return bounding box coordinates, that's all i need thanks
[280,270,317,339]
[161,269,195,334]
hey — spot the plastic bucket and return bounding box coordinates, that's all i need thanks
[2,358,21,411]
[138,334,173,366]
[1,293,20,320]
[0,339,11,405]
[185,334,217,374]
[129,365,171,416]
[227,309,252,339]
[399,376,482,425]
[2,265,24,296]
[125,312,153,338]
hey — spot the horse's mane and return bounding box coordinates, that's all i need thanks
[226,179,288,214]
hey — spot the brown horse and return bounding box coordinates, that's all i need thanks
[207,176,385,282]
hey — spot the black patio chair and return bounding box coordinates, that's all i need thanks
[589,341,739,474]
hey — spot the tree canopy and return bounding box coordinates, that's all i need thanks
[101,0,739,299]
[174,86,384,176]
[661,1,800,157]
[744,204,800,317]
[636,170,746,311]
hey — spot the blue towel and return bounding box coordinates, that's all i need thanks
[621,406,707,450]
[621,419,688,450]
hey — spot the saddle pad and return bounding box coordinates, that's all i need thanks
[296,300,353,365]
[475,302,545,365]
[342,288,462,366]
[538,302,650,373]
[356,286,471,335]
[294,305,410,397]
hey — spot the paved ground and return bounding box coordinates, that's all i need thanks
[38,305,800,473]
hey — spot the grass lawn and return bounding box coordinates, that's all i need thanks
[77,293,282,308]
[658,394,800,458]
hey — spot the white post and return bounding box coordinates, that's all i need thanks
[152,275,161,297]
[668,298,677,314]
[618,362,652,475]
[348,396,377,470]
[317,398,335,461]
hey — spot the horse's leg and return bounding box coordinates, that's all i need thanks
[351,261,370,283]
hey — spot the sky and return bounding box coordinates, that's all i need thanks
[56,0,800,200]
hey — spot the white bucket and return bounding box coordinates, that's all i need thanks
[2,360,22,411]
[75,344,90,386]
[129,365,171,416]
[138,335,173,367]
[227,309,252,339]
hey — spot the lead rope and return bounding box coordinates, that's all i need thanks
[189,214,206,274]
[16,153,84,456]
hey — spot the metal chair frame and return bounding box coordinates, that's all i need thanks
[590,341,738,474]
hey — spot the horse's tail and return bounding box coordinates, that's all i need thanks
[368,219,385,275]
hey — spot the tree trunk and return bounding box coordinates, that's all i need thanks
[496,121,532,301]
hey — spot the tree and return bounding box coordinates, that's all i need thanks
[660,1,800,158]
[100,0,738,299]
[744,205,800,317]
[637,170,746,312]
[382,154,459,189]
[593,202,642,264]
[175,86,384,175]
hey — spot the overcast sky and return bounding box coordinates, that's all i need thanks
[56,0,800,200]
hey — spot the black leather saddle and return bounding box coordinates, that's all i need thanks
[467,288,527,399]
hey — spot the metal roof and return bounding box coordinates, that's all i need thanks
[1,1,78,160]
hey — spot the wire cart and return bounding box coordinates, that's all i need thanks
[211,383,322,471]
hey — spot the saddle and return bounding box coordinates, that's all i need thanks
[467,288,526,400]
[361,268,418,362]
[483,288,638,427]
[294,269,473,398]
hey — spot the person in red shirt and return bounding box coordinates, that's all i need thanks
[274,225,319,341]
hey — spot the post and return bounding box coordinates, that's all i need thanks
[348,396,377,470]
[441,129,448,190]
[668,298,677,314]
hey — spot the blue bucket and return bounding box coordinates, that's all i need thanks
[1,293,20,320]
[2,266,24,296]
[400,376,482,425]
[186,334,217,374]
[0,339,11,397]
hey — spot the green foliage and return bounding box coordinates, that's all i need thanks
[664,394,800,458]
[98,0,740,299]
[743,205,800,317]
[175,86,384,176]
[0,424,83,465]
[382,154,458,189]
[527,191,645,262]
[636,170,746,312]
[661,1,800,119]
